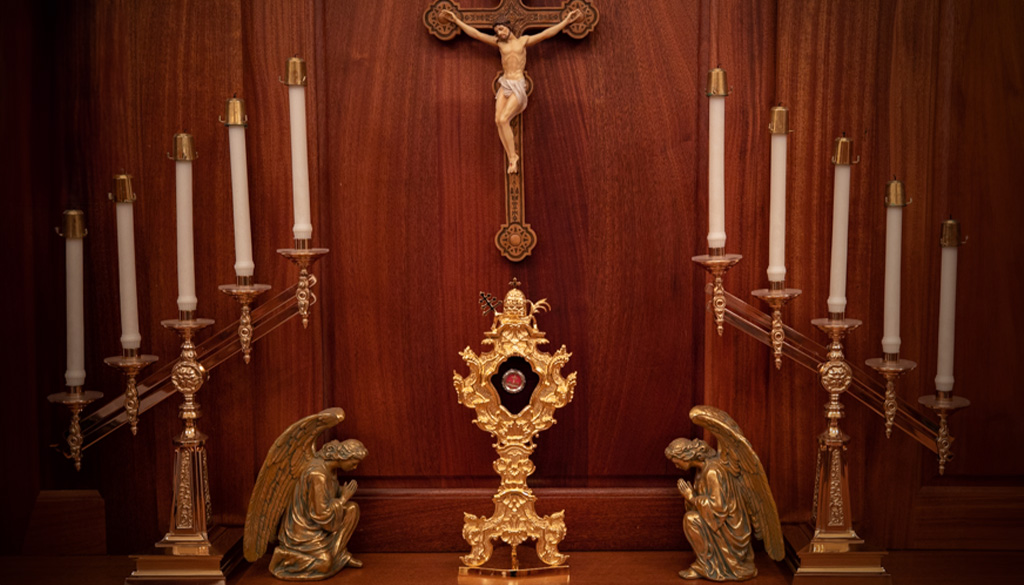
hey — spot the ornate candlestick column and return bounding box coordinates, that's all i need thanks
[157,314,216,553]
[127,314,224,584]
[808,317,861,548]
[795,315,890,583]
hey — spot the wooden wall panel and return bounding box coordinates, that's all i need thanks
[5,0,1023,556]
[0,0,42,553]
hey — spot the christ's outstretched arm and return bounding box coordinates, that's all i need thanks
[525,10,580,47]
[443,10,498,46]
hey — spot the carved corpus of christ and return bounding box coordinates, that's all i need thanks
[424,0,600,262]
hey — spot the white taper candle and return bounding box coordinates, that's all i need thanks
[225,98,255,278]
[173,133,198,313]
[881,180,907,356]
[827,137,855,316]
[285,57,313,242]
[935,219,961,392]
[707,68,728,251]
[112,175,141,350]
[767,106,789,283]
[63,210,86,387]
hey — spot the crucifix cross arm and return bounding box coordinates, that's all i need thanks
[424,0,599,41]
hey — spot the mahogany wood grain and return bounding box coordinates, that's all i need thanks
[5,0,1023,556]
[0,0,43,553]
[350,487,686,552]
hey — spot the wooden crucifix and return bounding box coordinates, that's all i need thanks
[424,0,599,262]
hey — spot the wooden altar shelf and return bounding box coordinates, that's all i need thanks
[6,550,1021,585]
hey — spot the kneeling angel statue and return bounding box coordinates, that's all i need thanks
[244,408,368,581]
[666,405,784,581]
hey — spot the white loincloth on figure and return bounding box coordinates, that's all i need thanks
[496,76,528,116]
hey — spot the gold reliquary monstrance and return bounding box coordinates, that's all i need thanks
[453,279,576,580]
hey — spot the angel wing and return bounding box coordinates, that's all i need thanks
[690,405,785,561]
[243,407,346,562]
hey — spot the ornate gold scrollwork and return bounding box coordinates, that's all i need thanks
[454,281,576,570]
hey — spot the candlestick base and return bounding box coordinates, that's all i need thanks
[751,286,802,369]
[794,544,891,584]
[865,357,916,438]
[918,394,970,475]
[218,283,272,364]
[126,547,225,585]
[103,353,159,435]
[47,387,103,471]
[692,253,742,336]
[277,247,329,329]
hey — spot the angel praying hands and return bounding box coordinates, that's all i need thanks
[442,9,581,174]
[666,406,785,581]
[244,408,368,581]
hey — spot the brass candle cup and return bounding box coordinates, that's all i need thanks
[692,252,743,336]
[103,350,159,435]
[865,355,916,439]
[277,244,329,329]
[218,279,272,364]
[751,284,802,369]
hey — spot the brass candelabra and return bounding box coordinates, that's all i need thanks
[277,239,329,329]
[807,315,861,548]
